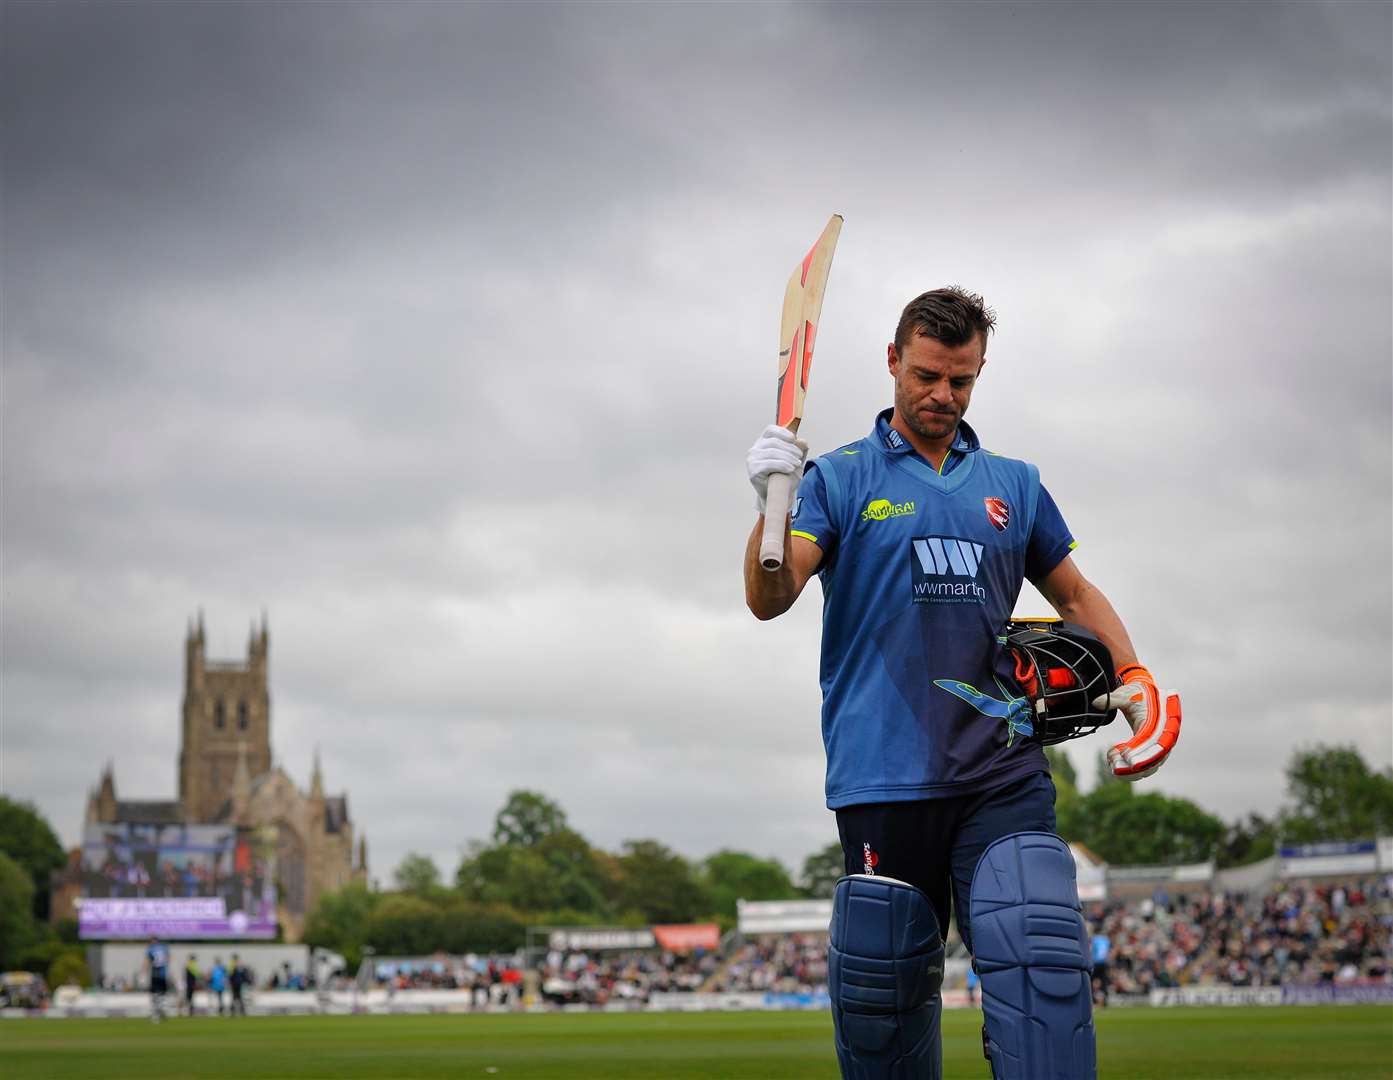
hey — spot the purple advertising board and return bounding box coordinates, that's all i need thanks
[79,823,277,940]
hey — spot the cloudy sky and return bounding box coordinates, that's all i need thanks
[3,1,1390,885]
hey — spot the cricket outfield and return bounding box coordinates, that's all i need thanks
[3,1006,1390,1079]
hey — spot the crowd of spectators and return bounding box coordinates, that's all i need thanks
[361,956,525,1006]
[709,933,828,996]
[537,948,718,1005]
[700,878,1391,999]
[1088,877,1392,995]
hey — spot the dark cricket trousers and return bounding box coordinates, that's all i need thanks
[835,769,1057,957]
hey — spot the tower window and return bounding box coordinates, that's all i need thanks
[214,700,225,729]
[238,701,249,730]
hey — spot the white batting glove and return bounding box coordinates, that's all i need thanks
[1093,663,1182,781]
[746,424,807,513]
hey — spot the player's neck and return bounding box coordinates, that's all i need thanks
[889,411,955,471]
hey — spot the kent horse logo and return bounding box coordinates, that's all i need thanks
[984,496,1010,532]
[911,536,987,605]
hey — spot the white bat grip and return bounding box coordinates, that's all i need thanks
[759,471,796,570]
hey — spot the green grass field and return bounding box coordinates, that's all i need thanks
[3,1007,1390,1079]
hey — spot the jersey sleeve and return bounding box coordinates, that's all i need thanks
[790,461,838,555]
[1025,481,1076,583]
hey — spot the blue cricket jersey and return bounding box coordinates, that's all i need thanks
[791,410,1075,808]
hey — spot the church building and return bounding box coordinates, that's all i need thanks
[82,614,367,941]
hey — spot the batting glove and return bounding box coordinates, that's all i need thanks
[746,424,807,513]
[1093,663,1182,781]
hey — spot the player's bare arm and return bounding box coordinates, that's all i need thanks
[744,524,822,620]
[1035,554,1138,670]
[1037,554,1182,780]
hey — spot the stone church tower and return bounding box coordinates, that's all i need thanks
[80,614,368,941]
[179,613,272,821]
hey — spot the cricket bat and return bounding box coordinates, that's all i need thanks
[759,213,843,570]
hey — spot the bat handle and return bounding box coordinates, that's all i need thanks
[759,471,796,570]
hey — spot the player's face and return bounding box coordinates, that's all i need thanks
[888,333,985,444]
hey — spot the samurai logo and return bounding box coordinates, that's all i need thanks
[861,498,915,522]
[933,677,1035,746]
[862,842,879,875]
[984,496,1010,532]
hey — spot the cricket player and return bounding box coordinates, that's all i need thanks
[145,935,169,1023]
[743,287,1181,1079]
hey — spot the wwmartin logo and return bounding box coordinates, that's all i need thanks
[911,536,986,604]
[861,498,915,522]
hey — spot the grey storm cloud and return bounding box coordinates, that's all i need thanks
[2,0,1390,880]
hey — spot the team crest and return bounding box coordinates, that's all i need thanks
[984,496,1010,532]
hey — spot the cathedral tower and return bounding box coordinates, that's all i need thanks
[178,612,273,821]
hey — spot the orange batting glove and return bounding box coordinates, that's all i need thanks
[1092,663,1182,781]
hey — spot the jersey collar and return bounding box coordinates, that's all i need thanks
[873,408,980,464]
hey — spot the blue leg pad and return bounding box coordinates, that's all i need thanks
[828,874,945,1080]
[969,832,1096,1080]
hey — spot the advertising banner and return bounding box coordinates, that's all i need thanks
[545,928,656,951]
[1149,986,1283,1007]
[1278,839,1379,879]
[651,924,720,952]
[79,823,277,940]
[736,898,833,935]
[1283,984,1393,1006]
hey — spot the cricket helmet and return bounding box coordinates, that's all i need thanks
[1004,618,1119,745]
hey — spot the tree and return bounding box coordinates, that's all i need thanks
[393,852,442,896]
[437,901,526,954]
[613,840,710,923]
[492,790,568,848]
[303,881,381,969]
[800,842,846,900]
[701,851,799,918]
[1093,750,1124,788]
[1280,745,1393,843]
[535,828,616,916]
[0,852,36,969]
[48,949,92,988]
[1217,813,1278,869]
[1056,783,1223,865]
[365,894,446,955]
[1044,747,1078,794]
[0,798,66,921]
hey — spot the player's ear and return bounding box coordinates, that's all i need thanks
[887,343,900,375]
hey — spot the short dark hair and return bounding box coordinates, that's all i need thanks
[894,287,996,354]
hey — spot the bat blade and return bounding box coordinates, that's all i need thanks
[761,213,843,571]
[774,214,842,430]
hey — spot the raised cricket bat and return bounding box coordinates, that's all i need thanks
[759,213,843,570]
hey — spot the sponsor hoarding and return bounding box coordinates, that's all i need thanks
[736,898,832,934]
[545,928,656,951]
[79,823,277,940]
[651,924,720,952]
